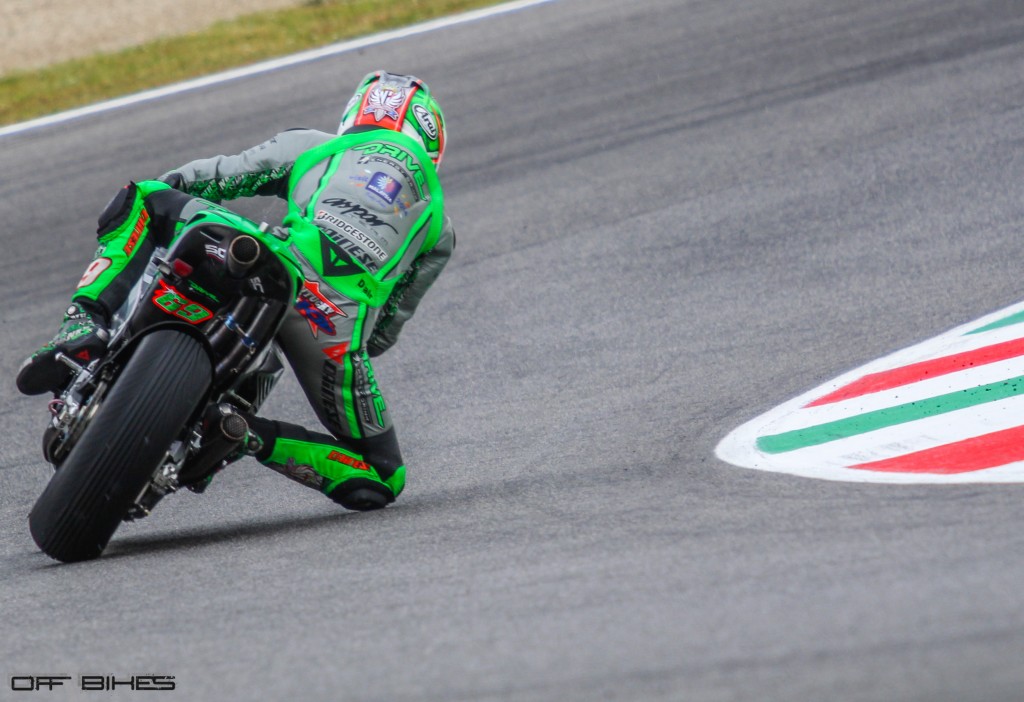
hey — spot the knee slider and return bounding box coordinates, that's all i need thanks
[326,478,395,511]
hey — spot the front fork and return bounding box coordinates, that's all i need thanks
[43,353,112,467]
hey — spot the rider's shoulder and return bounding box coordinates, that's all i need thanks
[259,128,335,155]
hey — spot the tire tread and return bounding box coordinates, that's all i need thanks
[29,330,211,562]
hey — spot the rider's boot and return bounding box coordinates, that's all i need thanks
[244,415,401,511]
[16,302,109,396]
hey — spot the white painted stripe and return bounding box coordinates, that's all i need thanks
[751,305,1024,433]
[801,314,1024,409]
[0,0,556,139]
[715,297,1024,483]
[765,393,1024,470]
[762,356,1024,435]
[718,395,1024,483]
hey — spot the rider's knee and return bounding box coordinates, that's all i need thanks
[325,478,395,511]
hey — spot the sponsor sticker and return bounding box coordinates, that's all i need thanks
[362,83,409,123]
[296,280,346,337]
[327,450,371,471]
[123,209,149,256]
[321,196,398,234]
[412,103,439,140]
[151,280,212,324]
[322,342,350,363]
[315,209,387,261]
[365,172,402,205]
[204,243,226,260]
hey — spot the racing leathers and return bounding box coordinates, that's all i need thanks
[72,127,454,510]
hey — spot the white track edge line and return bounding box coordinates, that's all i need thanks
[0,0,556,139]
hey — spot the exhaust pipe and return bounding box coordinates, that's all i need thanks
[219,410,249,442]
[227,235,261,278]
[179,405,252,489]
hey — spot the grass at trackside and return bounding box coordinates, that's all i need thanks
[0,0,503,127]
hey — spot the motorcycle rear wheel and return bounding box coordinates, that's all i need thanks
[29,330,212,562]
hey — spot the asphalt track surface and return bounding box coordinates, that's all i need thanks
[2,1,1024,700]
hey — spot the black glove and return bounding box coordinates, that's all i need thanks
[158,172,186,190]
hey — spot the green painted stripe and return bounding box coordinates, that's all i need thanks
[967,310,1024,335]
[757,374,1024,454]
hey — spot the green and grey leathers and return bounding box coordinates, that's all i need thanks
[164,126,454,509]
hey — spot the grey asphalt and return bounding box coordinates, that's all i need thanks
[3,1,1024,700]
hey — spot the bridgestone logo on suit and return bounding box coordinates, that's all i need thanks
[315,211,387,261]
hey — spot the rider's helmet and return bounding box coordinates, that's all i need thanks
[338,71,447,168]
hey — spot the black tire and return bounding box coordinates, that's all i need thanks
[29,330,212,562]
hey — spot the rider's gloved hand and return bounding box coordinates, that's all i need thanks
[158,172,186,190]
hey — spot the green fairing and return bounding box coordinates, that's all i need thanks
[282,130,444,307]
[178,207,304,287]
[79,181,303,305]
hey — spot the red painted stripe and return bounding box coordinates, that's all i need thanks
[805,337,1024,407]
[851,424,1024,474]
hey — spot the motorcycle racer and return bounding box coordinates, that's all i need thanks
[16,70,454,512]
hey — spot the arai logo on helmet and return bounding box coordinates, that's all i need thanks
[412,104,439,141]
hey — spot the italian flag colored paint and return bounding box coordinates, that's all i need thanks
[715,300,1024,483]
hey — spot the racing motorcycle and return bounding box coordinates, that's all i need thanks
[28,206,303,562]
